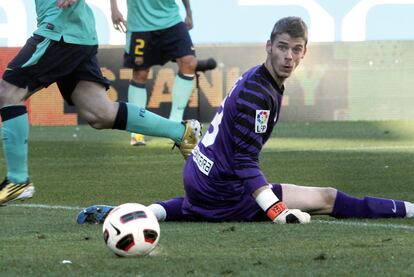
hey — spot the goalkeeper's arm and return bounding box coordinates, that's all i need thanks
[253,185,311,224]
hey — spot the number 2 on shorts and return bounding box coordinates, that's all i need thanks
[134,39,145,56]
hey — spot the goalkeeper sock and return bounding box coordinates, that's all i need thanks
[169,73,194,122]
[156,197,186,221]
[404,202,414,218]
[148,203,167,221]
[112,102,184,144]
[0,106,29,183]
[331,191,406,218]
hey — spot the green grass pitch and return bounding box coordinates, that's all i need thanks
[1,121,414,276]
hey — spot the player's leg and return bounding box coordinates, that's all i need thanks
[279,183,414,218]
[151,197,191,221]
[160,22,197,122]
[77,197,189,224]
[128,69,149,146]
[70,80,201,159]
[0,35,52,204]
[0,81,29,183]
[277,183,337,215]
[330,190,413,218]
[153,197,206,222]
[0,81,34,204]
[170,55,197,122]
[124,31,153,146]
[71,80,180,136]
[58,41,201,156]
[1,37,111,204]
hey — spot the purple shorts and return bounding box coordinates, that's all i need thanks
[158,161,282,222]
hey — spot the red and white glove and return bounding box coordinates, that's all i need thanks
[267,201,311,224]
[255,187,311,224]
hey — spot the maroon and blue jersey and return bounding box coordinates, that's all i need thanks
[181,64,284,221]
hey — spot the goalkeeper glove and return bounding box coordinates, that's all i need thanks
[267,201,311,224]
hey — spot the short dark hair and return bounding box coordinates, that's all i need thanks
[270,17,308,45]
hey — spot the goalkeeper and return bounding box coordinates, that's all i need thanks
[78,17,414,224]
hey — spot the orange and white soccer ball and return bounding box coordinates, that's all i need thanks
[103,203,160,257]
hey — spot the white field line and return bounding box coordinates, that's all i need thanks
[9,203,83,210]
[315,220,414,231]
[7,203,414,231]
[265,145,414,152]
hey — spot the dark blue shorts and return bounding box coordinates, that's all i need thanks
[124,22,196,69]
[2,35,110,105]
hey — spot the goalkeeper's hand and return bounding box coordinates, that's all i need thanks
[268,201,311,224]
[273,208,311,224]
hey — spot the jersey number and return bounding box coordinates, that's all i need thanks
[201,77,242,148]
[134,39,145,55]
[201,97,228,147]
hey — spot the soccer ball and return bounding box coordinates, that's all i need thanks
[102,203,160,257]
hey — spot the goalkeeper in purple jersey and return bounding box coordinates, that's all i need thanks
[78,16,414,225]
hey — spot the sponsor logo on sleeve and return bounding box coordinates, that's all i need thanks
[255,110,270,133]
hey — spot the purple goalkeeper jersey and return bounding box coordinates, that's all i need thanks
[182,64,284,221]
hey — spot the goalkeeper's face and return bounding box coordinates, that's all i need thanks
[265,33,307,84]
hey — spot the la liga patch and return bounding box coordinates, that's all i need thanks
[255,110,270,133]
